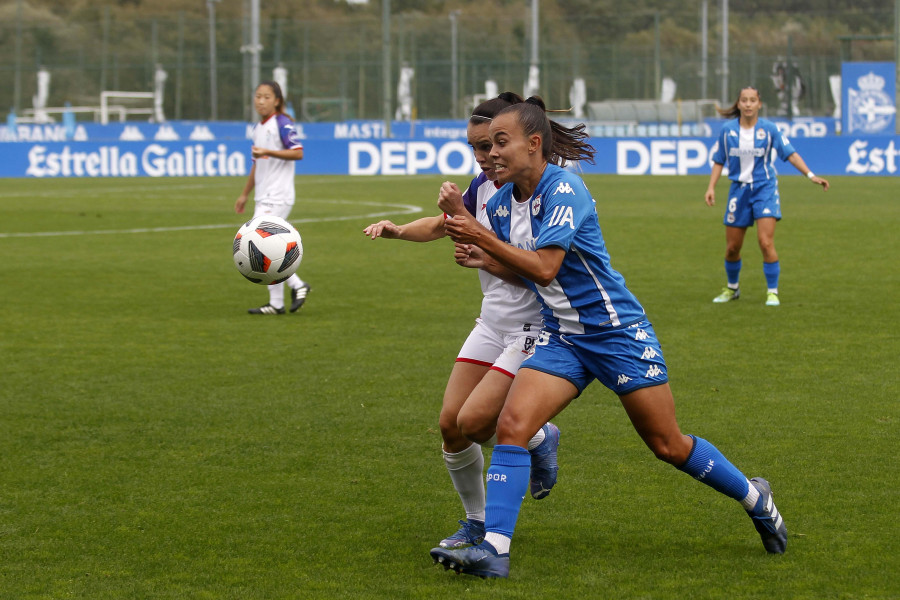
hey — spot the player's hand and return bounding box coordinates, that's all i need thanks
[704,189,715,207]
[454,243,485,268]
[811,175,830,191]
[235,195,248,214]
[437,181,465,216]
[444,214,487,245]
[251,146,269,159]
[363,220,401,239]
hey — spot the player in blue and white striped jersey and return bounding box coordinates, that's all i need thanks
[364,94,561,554]
[431,97,787,579]
[705,86,829,306]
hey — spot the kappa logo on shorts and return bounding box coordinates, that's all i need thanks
[645,365,663,378]
[634,328,648,341]
[617,374,632,386]
[640,347,658,360]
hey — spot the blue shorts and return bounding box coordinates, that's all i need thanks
[724,180,782,227]
[521,320,668,396]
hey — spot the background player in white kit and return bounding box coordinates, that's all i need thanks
[705,86,829,306]
[363,94,561,551]
[235,80,311,315]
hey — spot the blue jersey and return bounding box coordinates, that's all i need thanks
[710,118,796,184]
[485,164,645,335]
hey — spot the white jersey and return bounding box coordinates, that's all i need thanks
[461,173,542,334]
[250,113,303,206]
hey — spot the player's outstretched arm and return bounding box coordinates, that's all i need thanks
[787,153,830,191]
[363,214,446,242]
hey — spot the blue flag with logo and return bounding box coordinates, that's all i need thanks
[842,62,897,136]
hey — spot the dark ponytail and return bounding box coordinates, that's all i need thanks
[499,96,596,166]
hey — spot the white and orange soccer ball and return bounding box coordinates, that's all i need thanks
[232,215,303,285]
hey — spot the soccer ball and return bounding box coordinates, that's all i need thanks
[232,215,303,285]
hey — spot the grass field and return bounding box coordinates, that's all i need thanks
[0,174,897,599]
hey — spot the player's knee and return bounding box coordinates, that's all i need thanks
[646,435,691,465]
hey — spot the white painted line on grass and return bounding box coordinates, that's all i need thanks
[0,200,423,239]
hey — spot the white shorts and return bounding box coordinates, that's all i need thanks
[253,201,292,220]
[456,318,538,378]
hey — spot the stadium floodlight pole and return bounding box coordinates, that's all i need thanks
[382,0,392,138]
[701,0,708,99]
[720,0,729,106]
[250,0,261,96]
[13,0,22,114]
[450,10,460,119]
[208,0,220,120]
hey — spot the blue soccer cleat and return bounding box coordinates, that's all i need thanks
[430,541,510,579]
[530,423,560,499]
[748,477,787,554]
[439,519,485,549]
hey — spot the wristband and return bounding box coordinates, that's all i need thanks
[807,171,816,180]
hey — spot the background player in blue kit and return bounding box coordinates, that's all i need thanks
[431,97,787,579]
[705,86,829,306]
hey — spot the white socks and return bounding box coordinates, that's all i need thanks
[443,443,486,522]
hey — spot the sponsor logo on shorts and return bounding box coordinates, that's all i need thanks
[640,347,658,359]
[617,374,632,386]
[645,365,663,378]
[634,328,648,341]
[523,337,536,353]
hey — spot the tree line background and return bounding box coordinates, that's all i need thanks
[0,0,894,121]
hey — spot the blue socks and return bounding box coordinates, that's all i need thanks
[677,435,750,501]
[763,261,780,291]
[725,259,742,287]
[484,445,531,538]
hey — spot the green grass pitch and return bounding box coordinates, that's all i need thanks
[0,174,897,599]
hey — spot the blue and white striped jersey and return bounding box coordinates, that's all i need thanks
[485,164,645,335]
[461,172,542,333]
[710,117,796,184]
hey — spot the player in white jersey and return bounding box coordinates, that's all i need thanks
[363,94,561,552]
[235,81,311,315]
[432,97,787,579]
[705,86,829,306]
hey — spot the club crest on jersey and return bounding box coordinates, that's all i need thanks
[531,194,542,215]
[756,128,767,140]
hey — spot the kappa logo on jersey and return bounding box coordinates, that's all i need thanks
[617,374,632,386]
[645,365,663,378]
[728,130,739,138]
[547,204,576,229]
[493,204,510,218]
[555,182,575,195]
[634,328,648,341]
[640,347,658,360]
[531,194,542,216]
